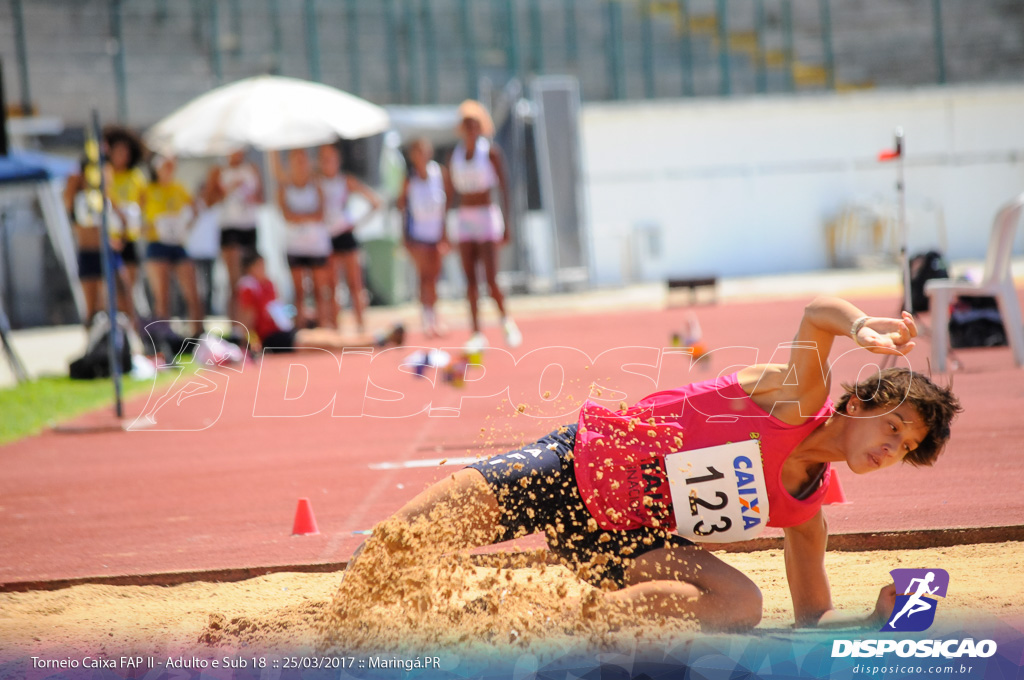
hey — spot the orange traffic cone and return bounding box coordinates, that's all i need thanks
[291,498,320,535]
[823,469,849,505]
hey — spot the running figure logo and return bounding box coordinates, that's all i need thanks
[882,568,950,632]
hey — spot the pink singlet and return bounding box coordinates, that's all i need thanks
[573,372,845,534]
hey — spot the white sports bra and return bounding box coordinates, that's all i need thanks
[283,183,320,218]
[450,137,497,195]
[319,175,351,235]
[219,163,260,227]
[406,161,447,242]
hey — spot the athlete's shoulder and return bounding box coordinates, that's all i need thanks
[737,364,789,397]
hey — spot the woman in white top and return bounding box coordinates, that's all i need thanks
[318,144,382,334]
[448,100,521,349]
[213,149,263,321]
[63,161,132,327]
[187,174,223,318]
[276,149,332,329]
[398,138,451,337]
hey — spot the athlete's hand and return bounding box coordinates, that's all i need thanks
[854,312,917,355]
[872,583,897,626]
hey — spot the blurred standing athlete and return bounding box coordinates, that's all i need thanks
[104,126,147,317]
[213,149,263,321]
[64,162,132,326]
[141,155,202,335]
[399,138,451,337]
[277,149,332,329]
[318,144,381,333]
[449,100,521,349]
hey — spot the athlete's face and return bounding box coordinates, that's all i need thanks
[228,150,245,166]
[110,142,130,171]
[460,117,481,141]
[318,145,340,176]
[842,399,929,474]
[155,157,176,184]
[409,141,432,170]
[289,150,311,183]
[248,258,267,280]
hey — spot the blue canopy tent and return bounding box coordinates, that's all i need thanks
[0,150,77,184]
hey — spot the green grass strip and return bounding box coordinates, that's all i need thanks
[0,369,186,446]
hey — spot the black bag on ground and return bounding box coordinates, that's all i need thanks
[908,251,949,313]
[69,312,133,379]
[949,295,1007,349]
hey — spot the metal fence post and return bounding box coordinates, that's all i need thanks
[528,0,544,74]
[345,0,361,94]
[109,0,129,120]
[190,0,203,44]
[383,0,402,103]
[717,0,730,96]
[678,0,694,96]
[782,0,794,92]
[10,0,32,114]
[642,0,656,98]
[458,0,478,99]
[304,0,322,82]
[268,0,283,75]
[606,0,625,100]
[564,0,578,66]
[819,0,835,89]
[403,0,420,103]
[421,0,439,103]
[932,0,947,84]
[505,0,521,81]
[755,0,766,93]
[229,0,242,55]
[209,0,223,84]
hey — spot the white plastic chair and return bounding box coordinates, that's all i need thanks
[926,192,1024,373]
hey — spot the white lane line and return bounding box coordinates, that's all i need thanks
[369,456,481,470]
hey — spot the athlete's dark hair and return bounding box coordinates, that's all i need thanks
[102,125,145,169]
[835,367,962,467]
[241,250,263,273]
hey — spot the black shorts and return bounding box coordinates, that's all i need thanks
[146,242,189,263]
[468,424,693,589]
[331,231,359,254]
[261,329,297,353]
[220,227,258,249]
[287,254,328,269]
[120,240,140,265]
[78,249,123,281]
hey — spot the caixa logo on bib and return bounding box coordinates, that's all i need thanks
[883,568,950,632]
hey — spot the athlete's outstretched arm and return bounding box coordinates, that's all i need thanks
[785,509,895,628]
[778,297,918,421]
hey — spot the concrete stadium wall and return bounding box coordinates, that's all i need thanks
[581,83,1024,283]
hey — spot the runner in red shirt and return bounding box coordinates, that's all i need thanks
[236,253,403,353]
[347,297,961,631]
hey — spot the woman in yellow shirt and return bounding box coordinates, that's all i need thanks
[104,126,147,307]
[141,156,203,334]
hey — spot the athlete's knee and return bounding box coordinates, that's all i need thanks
[724,579,763,630]
[704,574,762,630]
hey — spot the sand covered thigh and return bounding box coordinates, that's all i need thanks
[1,542,1021,657]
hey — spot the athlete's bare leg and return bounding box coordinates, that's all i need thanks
[346,469,501,568]
[458,242,481,333]
[597,542,763,632]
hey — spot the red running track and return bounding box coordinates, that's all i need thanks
[2,295,1023,585]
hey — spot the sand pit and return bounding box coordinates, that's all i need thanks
[1,542,1021,660]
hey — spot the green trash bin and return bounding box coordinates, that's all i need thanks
[362,237,410,306]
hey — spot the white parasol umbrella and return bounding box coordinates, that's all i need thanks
[145,75,390,157]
